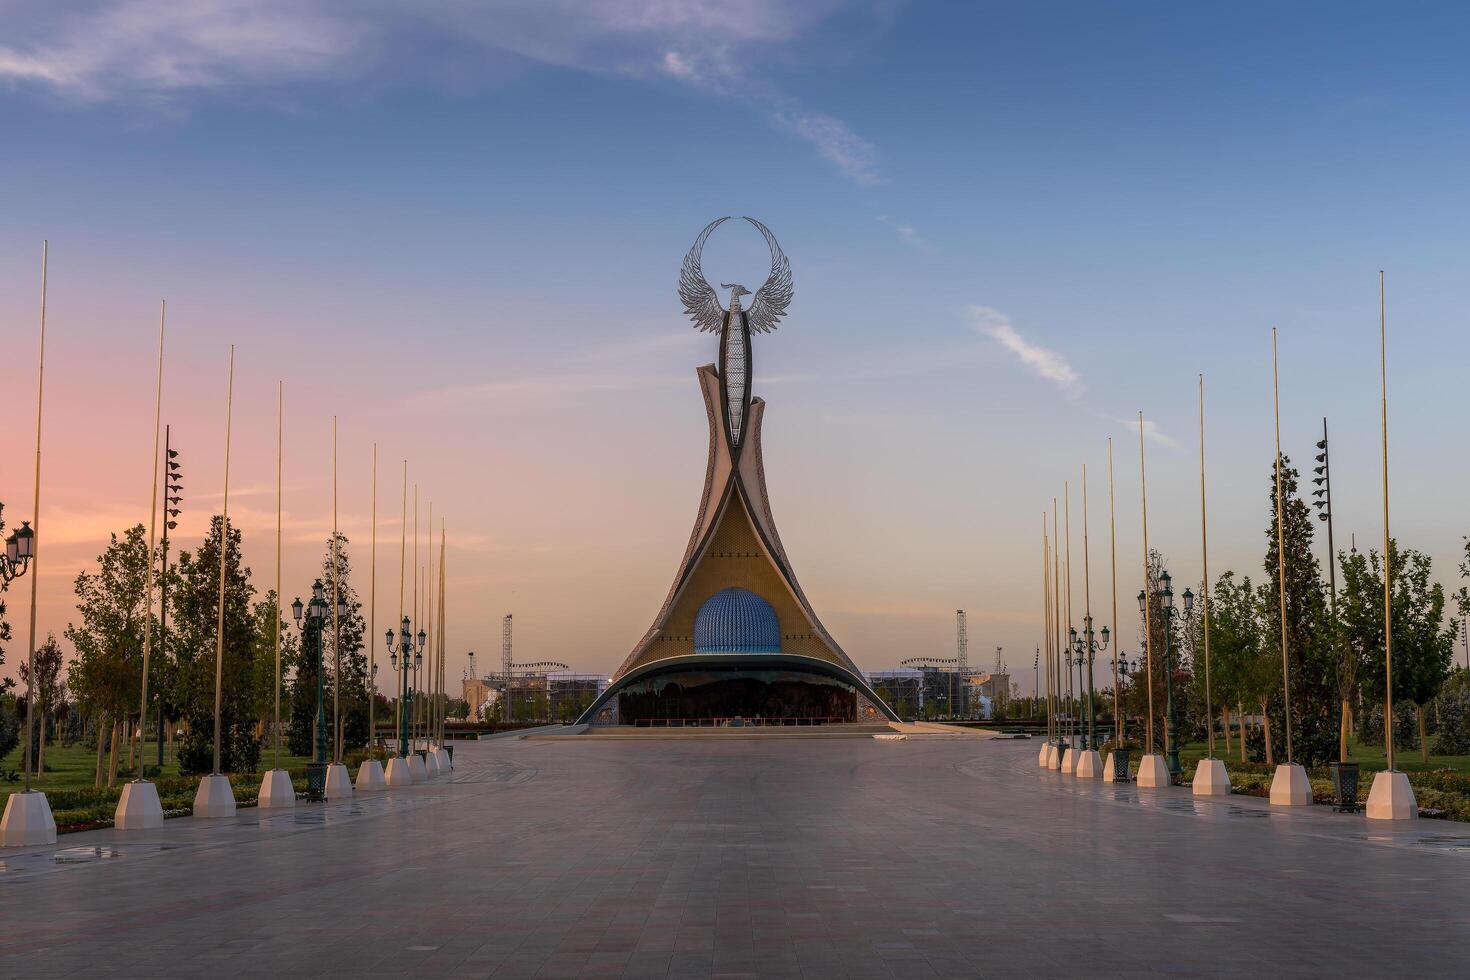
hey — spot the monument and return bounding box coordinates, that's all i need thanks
[578,218,899,727]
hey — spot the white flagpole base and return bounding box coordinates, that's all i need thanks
[1046,742,1063,770]
[423,751,441,776]
[1,790,57,846]
[432,747,451,770]
[1073,750,1103,779]
[384,756,413,786]
[1038,741,1051,767]
[193,774,237,819]
[1192,758,1231,796]
[408,753,429,782]
[1135,754,1170,787]
[1365,770,1417,820]
[1269,763,1311,806]
[323,763,353,800]
[257,769,296,809]
[115,779,165,828]
[1061,745,1080,774]
[355,758,386,791]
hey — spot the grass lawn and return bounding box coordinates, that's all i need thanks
[1170,735,1470,775]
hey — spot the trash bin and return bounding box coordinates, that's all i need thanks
[305,762,328,802]
[1111,747,1133,783]
[1330,761,1359,812]
[445,744,454,765]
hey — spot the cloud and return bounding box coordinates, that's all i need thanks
[1107,416,1180,451]
[968,306,1082,397]
[0,0,882,183]
[877,215,935,253]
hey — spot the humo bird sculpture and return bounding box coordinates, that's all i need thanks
[677,216,793,453]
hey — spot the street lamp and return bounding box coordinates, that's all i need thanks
[386,616,424,756]
[1070,615,1110,750]
[1,519,34,585]
[1157,571,1182,777]
[291,579,329,765]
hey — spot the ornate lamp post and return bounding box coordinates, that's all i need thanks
[291,579,330,765]
[386,616,424,756]
[1,519,34,585]
[1156,572,1188,777]
[1069,618,1110,750]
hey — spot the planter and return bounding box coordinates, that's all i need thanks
[1329,761,1360,813]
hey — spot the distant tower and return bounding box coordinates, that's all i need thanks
[956,610,968,717]
[502,614,513,723]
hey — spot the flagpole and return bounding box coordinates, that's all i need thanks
[1107,438,1120,747]
[274,382,283,768]
[1271,329,1294,764]
[368,444,377,754]
[1138,413,1155,755]
[1081,464,1095,757]
[22,241,49,795]
[1042,515,1052,747]
[1199,375,1215,759]
[1063,481,1074,747]
[1052,501,1061,755]
[212,347,234,777]
[1378,272,1395,771]
[331,417,341,764]
[397,462,407,755]
[134,301,165,781]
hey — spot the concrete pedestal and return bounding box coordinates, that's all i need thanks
[323,763,353,800]
[384,755,413,786]
[1038,742,1051,767]
[1365,769,1417,820]
[115,779,165,829]
[1269,763,1311,806]
[408,753,429,781]
[1192,758,1231,796]
[1074,750,1103,779]
[433,747,451,771]
[1061,746,1081,775]
[1102,752,1130,783]
[424,751,441,776]
[355,758,386,791]
[1,790,57,846]
[1136,754,1170,787]
[193,774,237,819]
[257,769,296,809]
[1046,743,1063,771]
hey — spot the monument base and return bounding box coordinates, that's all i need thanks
[408,753,429,781]
[193,774,237,819]
[1192,758,1231,796]
[1136,754,1170,787]
[1269,763,1311,806]
[324,763,353,800]
[115,780,165,829]
[355,758,386,791]
[1365,770,1417,820]
[1074,750,1103,779]
[257,769,296,809]
[384,756,413,786]
[1,790,57,846]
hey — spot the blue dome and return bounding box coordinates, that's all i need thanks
[694,588,781,654]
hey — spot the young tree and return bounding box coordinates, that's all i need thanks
[170,516,260,775]
[1204,572,1262,763]
[319,533,370,752]
[18,633,64,777]
[65,525,156,786]
[1260,455,1337,768]
[249,591,298,756]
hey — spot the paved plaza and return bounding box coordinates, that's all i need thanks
[3,734,1469,978]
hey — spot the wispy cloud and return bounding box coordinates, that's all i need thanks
[877,215,936,253]
[1108,416,1180,451]
[967,306,1082,397]
[0,0,883,183]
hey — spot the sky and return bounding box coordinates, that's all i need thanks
[2,1,1470,695]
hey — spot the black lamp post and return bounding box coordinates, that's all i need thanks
[291,579,329,765]
[1070,617,1110,751]
[386,616,424,756]
[1157,572,1187,777]
[1,517,34,585]
[157,430,180,769]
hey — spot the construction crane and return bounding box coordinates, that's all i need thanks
[495,614,569,721]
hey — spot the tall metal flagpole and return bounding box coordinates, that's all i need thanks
[1081,464,1095,752]
[438,524,447,745]
[397,462,407,753]
[21,242,48,795]
[1378,272,1396,772]
[426,501,433,747]
[413,485,419,751]
[1107,438,1121,745]
[1139,413,1156,755]
[274,382,283,768]
[1271,329,1294,764]
[212,347,235,776]
[1199,375,1216,759]
[134,301,165,780]
[1042,516,1052,744]
[1063,481,1074,745]
[1052,502,1062,750]
[368,444,377,752]
[331,417,341,763]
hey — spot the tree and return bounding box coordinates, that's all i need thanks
[288,534,370,757]
[18,633,64,777]
[1203,572,1264,763]
[1259,455,1337,768]
[66,525,156,787]
[1341,540,1454,762]
[249,591,297,760]
[170,516,260,775]
[1122,550,1184,753]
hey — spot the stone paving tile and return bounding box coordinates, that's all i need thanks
[4,739,1470,977]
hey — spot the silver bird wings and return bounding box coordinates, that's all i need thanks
[741,216,793,335]
[677,216,793,334]
[678,216,730,333]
